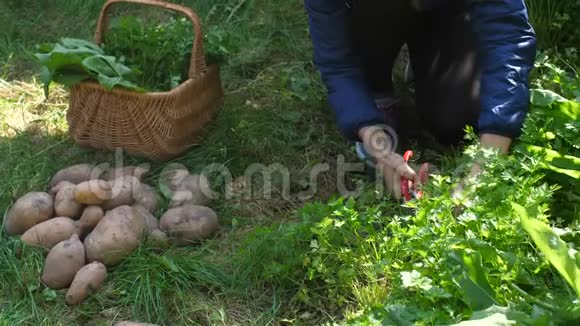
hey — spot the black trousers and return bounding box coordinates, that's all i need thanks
[350,0,481,144]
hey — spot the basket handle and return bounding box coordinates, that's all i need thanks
[95,0,207,78]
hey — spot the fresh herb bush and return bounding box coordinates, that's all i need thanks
[519,58,579,224]
[234,83,580,324]
[236,139,580,324]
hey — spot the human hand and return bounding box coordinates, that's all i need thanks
[358,125,417,200]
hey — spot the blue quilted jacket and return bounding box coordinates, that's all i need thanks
[305,0,537,140]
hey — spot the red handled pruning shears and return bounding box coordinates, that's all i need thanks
[400,150,430,201]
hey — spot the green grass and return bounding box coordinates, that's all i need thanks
[1,0,579,325]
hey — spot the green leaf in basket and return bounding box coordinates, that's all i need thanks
[35,38,144,97]
[83,55,121,77]
[97,75,144,92]
[53,71,91,87]
[59,38,104,54]
[39,66,53,98]
[83,55,143,92]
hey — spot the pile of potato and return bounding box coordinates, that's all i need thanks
[4,163,218,305]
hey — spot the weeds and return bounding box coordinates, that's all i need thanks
[525,0,580,51]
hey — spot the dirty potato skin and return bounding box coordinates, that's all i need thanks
[101,177,140,211]
[21,217,76,250]
[65,261,107,305]
[159,205,218,246]
[84,205,146,266]
[133,205,168,249]
[134,205,158,233]
[50,181,73,197]
[41,234,86,289]
[167,174,212,208]
[5,192,54,235]
[79,206,105,229]
[134,183,159,214]
[74,180,113,205]
[101,166,150,182]
[76,206,105,239]
[54,182,84,219]
[49,164,99,188]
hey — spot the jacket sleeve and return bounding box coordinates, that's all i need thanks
[305,0,384,140]
[469,0,537,139]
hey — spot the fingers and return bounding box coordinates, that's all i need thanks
[377,153,417,180]
[379,152,405,168]
[359,126,415,179]
[396,163,417,181]
[383,164,395,197]
[392,171,402,200]
[359,126,416,200]
[381,164,403,201]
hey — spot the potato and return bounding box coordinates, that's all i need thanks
[5,192,54,235]
[164,173,212,208]
[84,206,146,266]
[160,167,189,186]
[159,205,218,246]
[55,182,84,219]
[134,183,159,213]
[79,206,104,229]
[133,206,167,249]
[134,206,158,233]
[21,217,76,250]
[101,166,150,182]
[75,222,94,241]
[65,262,107,305]
[41,234,85,289]
[50,181,72,197]
[49,163,100,188]
[101,177,140,211]
[74,180,113,205]
[76,206,105,239]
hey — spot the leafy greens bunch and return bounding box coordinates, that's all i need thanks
[104,16,229,92]
[35,38,142,97]
[104,16,193,92]
[36,16,230,95]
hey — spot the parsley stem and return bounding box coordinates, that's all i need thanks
[509,283,556,312]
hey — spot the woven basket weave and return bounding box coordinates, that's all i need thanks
[67,0,224,160]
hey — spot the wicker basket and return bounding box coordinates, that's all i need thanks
[67,0,224,160]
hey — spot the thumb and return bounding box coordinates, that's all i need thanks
[395,163,417,180]
[377,154,417,180]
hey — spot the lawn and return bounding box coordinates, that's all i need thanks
[1,0,579,325]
